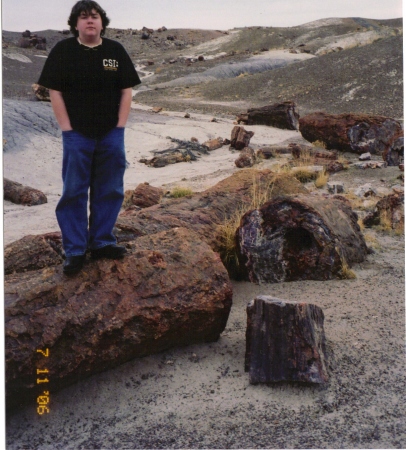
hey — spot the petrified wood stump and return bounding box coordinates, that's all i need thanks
[4,178,47,206]
[237,101,299,130]
[236,194,368,283]
[230,126,254,150]
[245,296,329,384]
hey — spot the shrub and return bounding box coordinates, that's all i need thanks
[170,186,193,198]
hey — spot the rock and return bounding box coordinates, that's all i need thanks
[32,83,50,101]
[184,113,190,118]
[290,143,337,161]
[326,160,345,173]
[123,183,164,209]
[399,163,404,171]
[22,30,31,38]
[359,152,372,161]
[5,227,232,411]
[152,106,162,113]
[236,194,367,283]
[202,137,224,151]
[18,38,30,48]
[354,183,378,197]
[4,232,63,275]
[299,112,403,155]
[198,55,204,61]
[363,192,404,230]
[230,126,254,150]
[384,136,404,166]
[4,178,47,205]
[36,43,46,51]
[141,32,150,40]
[327,181,344,194]
[235,147,256,168]
[245,296,329,384]
[115,170,308,252]
[237,102,299,130]
[354,161,387,169]
[256,145,291,158]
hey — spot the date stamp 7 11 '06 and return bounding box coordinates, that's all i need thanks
[36,348,50,415]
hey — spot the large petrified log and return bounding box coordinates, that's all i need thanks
[299,112,403,156]
[4,178,47,205]
[245,296,329,384]
[236,194,368,283]
[230,126,254,150]
[237,102,299,130]
[115,170,308,250]
[5,227,233,410]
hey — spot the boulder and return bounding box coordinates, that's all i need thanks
[237,102,299,130]
[32,83,50,102]
[299,112,403,155]
[363,192,404,230]
[123,182,163,209]
[245,296,329,384]
[384,136,404,166]
[5,227,233,410]
[230,126,254,150]
[236,194,368,283]
[5,232,63,275]
[235,147,256,168]
[4,178,47,205]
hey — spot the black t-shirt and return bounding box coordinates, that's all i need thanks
[38,37,141,138]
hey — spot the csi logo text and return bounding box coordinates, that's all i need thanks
[103,59,118,68]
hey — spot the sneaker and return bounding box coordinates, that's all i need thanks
[63,255,86,275]
[91,244,127,260]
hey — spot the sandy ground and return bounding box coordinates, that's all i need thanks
[4,102,406,449]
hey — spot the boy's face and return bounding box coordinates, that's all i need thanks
[76,9,103,39]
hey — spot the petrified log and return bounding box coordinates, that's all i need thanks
[230,126,254,150]
[5,232,63,275]
[123,182,163,209]
[236,194,368,283]
[202,137,224,150]
[235,147,256,168]
[363,192,404,230]
[5,227,233,410]
[115,170,308,251]
[299,112,403,155]
[384,136,404,166]
[237,102,299,130]
[290,143,337,160]
[4,178,47,205]
[245,296,329,384]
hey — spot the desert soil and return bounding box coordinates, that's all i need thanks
[3,17,405,449]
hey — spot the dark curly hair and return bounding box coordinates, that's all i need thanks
[68,1,110,37]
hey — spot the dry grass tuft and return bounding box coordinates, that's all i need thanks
[292,168,318,183]
[314,169,329,188]
[169,186,194,198]
[312,139,327,149]
[338,261,357,279]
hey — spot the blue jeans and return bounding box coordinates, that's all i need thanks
[56,127,126,257]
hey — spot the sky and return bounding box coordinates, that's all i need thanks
[1,0,403,32]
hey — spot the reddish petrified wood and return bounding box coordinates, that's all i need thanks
[4,178,47,206]
[245,296,329,384]
[230,126,254,150]
[236,194,368,283]
[124,182,164,209]
[5,227,232,410]
[235,147,256,168]
[299,112,403,155]
[237,102,299,130]
[363,192,404,229]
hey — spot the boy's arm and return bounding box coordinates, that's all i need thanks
[116,88,133,127]
[49,89,72,131]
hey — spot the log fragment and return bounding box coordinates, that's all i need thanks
[230,126,254,150]
[236,194,368,283]
[4,178,47,205]
[245,295,329,384]
[237,101,299,130]
[235,147,256,168]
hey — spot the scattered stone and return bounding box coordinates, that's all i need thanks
[5,227,233,410]
[354,161,387,169]
[245,296,329,384]
[237,101,299,130]
[363,192,404,230]
[198,55,204,61]
[326,160,345,173]
[299,112,403,155]
[190,137,198,143]
[359,152,371,161]
[230,126,254,150]
[152,106,162,113]
[236,194,367,283]
[4,178,47,206]
[399,163,404,171]
[235,147,256,168]
[123,183,164,209]
[211,118,218,122]
[147,61,155,66]
[354,183,378,197]
[32,83,50,102]
[327,181,345,194]
[202,137,224,151]
[184,113,191,118]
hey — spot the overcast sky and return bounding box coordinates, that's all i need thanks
[2,0,403,32]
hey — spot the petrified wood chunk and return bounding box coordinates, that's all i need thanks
[235,147,256,168]
[363,192,404,230]
[230,126,254,150]
[299,112,403,155]
[32,83,50,102]
[5,227,233,410]
[236,194,368,283]
[290,143,337,160]
[237,102,299,130]
[245,296,329,384]
[384,136,404,166]
[4,178,47,205]
[123,182,164,209]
